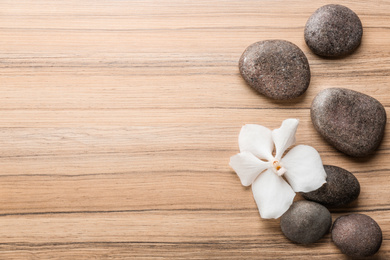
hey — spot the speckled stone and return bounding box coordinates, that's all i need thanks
[302,165,360,208]
[332,214,382,257]
[311,88,386,157]
[239,40,310,100]
[280,201,332,244]
[304,4,363,57]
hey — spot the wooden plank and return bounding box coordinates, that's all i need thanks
[0,0,390,258]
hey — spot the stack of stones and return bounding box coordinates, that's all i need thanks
[238,4,385,258]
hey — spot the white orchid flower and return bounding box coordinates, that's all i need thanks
[229,118,327,219]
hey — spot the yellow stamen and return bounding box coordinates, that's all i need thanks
[272,160,286,176]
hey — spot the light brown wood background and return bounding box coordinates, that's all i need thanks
[0,0,389,259]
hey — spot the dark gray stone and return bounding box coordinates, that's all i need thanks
[332,214,382,257]
[239,40,310,100]
[304,4,363,57]
[311,88,386,157]
[280,200,332,244]
[302,165,360,207]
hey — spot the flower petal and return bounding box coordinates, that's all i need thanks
[252,169,296,219]
[229,152,269,186]
[281,145,327,192]
[239,124,274,161]
[272,118,299,160]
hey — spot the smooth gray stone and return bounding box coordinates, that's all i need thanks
[239,40,310,100]
[302,165,360,207]
[311,88,386,157]
[280,201,331,244]
[305,4,363,57]
[332,214,382,257]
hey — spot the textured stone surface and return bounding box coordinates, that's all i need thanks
[304,4,363,57]
[239,40,310,100]
[311,88,386,157]
[332,214,382,257]
[280,201,331,244]
[302,165,360,207]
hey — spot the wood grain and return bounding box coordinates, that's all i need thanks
[0,0,390,258]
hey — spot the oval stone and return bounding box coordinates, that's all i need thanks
[304,4,363,57]
[239,40,310,100]
[280,200,332,244]
[311,88,386,157]
[302,165,360,207]
[332,214,382,257]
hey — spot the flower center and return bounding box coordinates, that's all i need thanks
[272,160,286,176]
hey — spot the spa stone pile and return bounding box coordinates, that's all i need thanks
[238,4,385,258]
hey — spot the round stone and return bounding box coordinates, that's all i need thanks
[304,4,363,57]
[302,165,360,207]
[239,40,310,100]
[280,200,332,244]
[332,214,382,257]
[311,88,386,157]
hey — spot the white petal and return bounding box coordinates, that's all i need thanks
[229,152,269,186]
[239,124,274,161]
[281,145,327,192]
[252,169,296,219]
[272,118,299,160]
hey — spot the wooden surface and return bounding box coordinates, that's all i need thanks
[0,0,390,259]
